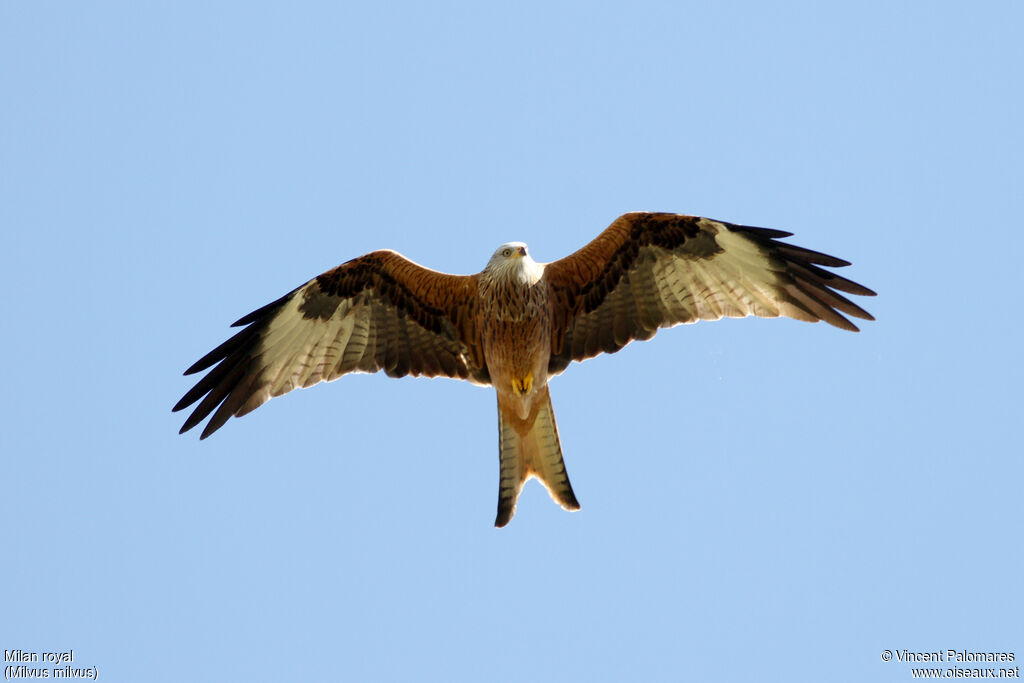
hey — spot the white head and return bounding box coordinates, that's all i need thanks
[484,241,543,284]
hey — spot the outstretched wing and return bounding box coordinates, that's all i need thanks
[174,250,487,439]
[544,212,875,374]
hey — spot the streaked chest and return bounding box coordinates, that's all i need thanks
[478,278,552,363]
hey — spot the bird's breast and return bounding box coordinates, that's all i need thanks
[479,280,552,412]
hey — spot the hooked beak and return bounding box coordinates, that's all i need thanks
[516,246,527,257]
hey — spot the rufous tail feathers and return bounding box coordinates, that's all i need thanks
[495,384,580,527]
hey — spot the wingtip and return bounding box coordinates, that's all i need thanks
[837,310,877,331]
[177,425,211,439]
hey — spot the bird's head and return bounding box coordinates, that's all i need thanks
[484,242,542,284]
[491,241,528,260]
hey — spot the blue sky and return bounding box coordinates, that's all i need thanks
[3,2,1021,681]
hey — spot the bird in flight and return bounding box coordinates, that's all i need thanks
[175,212,874,526]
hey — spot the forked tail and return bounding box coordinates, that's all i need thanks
[495,384,580,527]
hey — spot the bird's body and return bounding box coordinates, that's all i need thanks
[480,244,551,417]
[477,244,578,524]
[175,212,875,526]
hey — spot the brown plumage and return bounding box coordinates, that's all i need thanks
[175,212,875,526]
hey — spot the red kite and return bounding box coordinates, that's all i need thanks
[175,212,874,526]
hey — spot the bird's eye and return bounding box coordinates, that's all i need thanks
[502,248,512,257]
